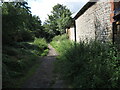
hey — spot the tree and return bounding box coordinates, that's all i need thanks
[2,2,45,44]
[29,15,45,38]
[2,2,33,44]
[43,4,72,40]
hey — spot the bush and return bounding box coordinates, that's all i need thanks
[52,37,120,88]
[34,37,48,50]
[52,34,68,42]
[50,34,72,53]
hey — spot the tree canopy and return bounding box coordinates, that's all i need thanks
[2,2,44,45]
[43,4,72,41]
[2,3,73,43]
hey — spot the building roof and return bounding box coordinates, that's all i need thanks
[74,1,96,20]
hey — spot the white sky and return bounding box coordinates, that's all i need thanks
[27,0,89,23]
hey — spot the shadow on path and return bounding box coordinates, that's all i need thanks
[22,44,66,88]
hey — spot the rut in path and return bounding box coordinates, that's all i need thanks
[22,44,66,88]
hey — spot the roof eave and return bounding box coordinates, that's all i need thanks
[74,2,96,20]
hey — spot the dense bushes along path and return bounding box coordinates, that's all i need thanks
[22,44,66,88]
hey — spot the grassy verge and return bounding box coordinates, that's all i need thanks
[13,59,41,88]
[7,58,40,88]
[2,38,49,88]
[51,35,120,88]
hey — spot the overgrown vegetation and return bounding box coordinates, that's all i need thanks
[2,2,47,44]
[34,38,49,56]
[50,34,73,53]
[43,4,72,41]
[51,35,120,88]
[2,2,49,88]
[2,1,73,88]
[2,38,48,88]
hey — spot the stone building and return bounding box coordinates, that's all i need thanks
[67,0,120,44]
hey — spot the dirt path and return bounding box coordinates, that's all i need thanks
[22,44,66,88]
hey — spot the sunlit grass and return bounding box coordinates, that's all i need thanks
[51,35,120,88]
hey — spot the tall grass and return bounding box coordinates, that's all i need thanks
[33,38,49,56]
[50,34,73,53]
[51,35,120,88]
[2,38,49,88]
[34,37,48,50]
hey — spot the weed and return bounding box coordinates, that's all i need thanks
[2,38,49,88]
[51,35,120,88]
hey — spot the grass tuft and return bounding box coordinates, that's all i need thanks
[51,34,120,88]
[3,38,49,88]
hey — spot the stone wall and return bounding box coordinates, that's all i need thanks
[75,1,113,43]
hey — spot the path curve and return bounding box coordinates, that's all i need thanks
[22,44,66,88]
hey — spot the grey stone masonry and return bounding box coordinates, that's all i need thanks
[75,1,112,43]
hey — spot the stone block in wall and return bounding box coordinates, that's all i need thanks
[75,1,112,43]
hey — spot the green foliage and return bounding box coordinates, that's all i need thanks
[41,49,49,56]
[43,4,72,41]
[2,2,45,45]
[2,49,38,88]
[34,37,48,50]
[52,34,68,41]
[29,15,46,38]
[2,38,48,88]
[50,34,72,53]
[2,2,31,44]
[2,2,49,88]
[51,36,120,88]
[33,38,49,56]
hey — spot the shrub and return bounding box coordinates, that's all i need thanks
[52,34,68,42]
[50,34,73,53]
[52,38,120,88]
[34,37,48,50]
